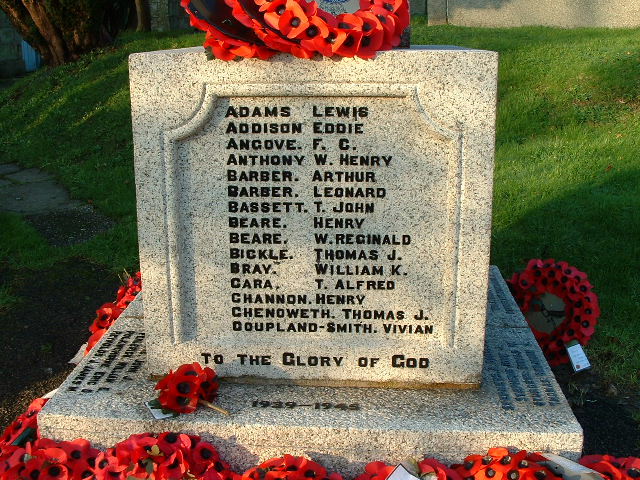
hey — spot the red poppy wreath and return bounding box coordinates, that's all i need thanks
[508,259,600,366]
[155,362,229,415]
[181,0,410,60]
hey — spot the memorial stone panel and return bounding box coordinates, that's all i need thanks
[130,47,498,387]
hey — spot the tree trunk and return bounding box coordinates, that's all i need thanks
[0,1,52,65]
[21,0,69,65]
[1,0,129,67]
[135,0,151,31]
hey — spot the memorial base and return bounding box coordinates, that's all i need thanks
[39,267,582,477]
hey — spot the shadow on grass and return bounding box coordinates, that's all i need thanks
[492,167,640,384]
[0,259,121,431]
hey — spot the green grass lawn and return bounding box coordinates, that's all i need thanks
[0,23,638,386]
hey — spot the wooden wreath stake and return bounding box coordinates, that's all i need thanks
[199,399,230,416]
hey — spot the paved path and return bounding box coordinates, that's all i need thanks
[0,163,114,246]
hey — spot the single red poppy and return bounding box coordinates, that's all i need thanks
[38,445,68,466]
[589,461,624,480]
[257,29,297,55]
[126,272,142,291]
[370,12,399,49]
[115,292,137,309]
[306,24,346,56]
[85,329,106,355]
[41,463,70,480]
[157,432,193,456]
[191,441,222,468]
[353,11,384,58]
[205,38,243,61]
[0,398,47,447]
[94,452,127,480]
[203,468,228,480]
[57,438,100,470]
[0,446,27,475]
[114,433,157,466]
[156,365,203,412]
[116,275,141,307]
[159,388,199,414]
[298,16,329,51]
[156,450,188,479]
[90,303,123,334]
[290,43,316,58]
[333,16,363,57]
[622,457,640,470]
[21,455,49,480]
[278,4,311,39]
[355,461,395,480]
[419,457,463,480]
[264,0,293,29]
[281,455,326,477]
[68,459,96,480]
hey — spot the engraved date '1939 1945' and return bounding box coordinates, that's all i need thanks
[251,400,360,410]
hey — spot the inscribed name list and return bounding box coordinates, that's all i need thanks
[165,93,466,386]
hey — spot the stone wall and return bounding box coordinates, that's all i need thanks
[149,0,190,31]
[151,0,427,27]
[0,11,24,77]
[143,0,640,31]
[427,0,640,27]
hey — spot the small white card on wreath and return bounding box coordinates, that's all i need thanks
[387,465,422,480]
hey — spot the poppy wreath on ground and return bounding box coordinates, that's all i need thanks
[180,0,409,61]
[580,455,640,480]
[507,259,600,366]
[2,399,640,480]
[85,272,142,356]
[452,448,563,480]
[155,362,228,415]
[2,269,637,480]
[355,461,396,480]
[355,458,462,480]
[0,430,238,480]
[242,454,343,480]
[0,397,48,449]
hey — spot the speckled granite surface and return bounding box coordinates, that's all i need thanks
[39,269,583,476]
[129,47,498,387]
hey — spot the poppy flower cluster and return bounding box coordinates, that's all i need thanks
[356,458,461,480]
[85,272,142,355]
[242,454,343,480]
[580,455,640,480]
[0,430,237,480]
[452,448,561,480]
[155,363,221,414]
[94,432,237,480]
[355,461,396,480]
[508,259,600,366]
[2,400,640,480]
[0,398,48,450]
[180,0,409,61]
[0,437,100,480]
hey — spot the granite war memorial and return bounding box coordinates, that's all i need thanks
[38,37,583,474]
